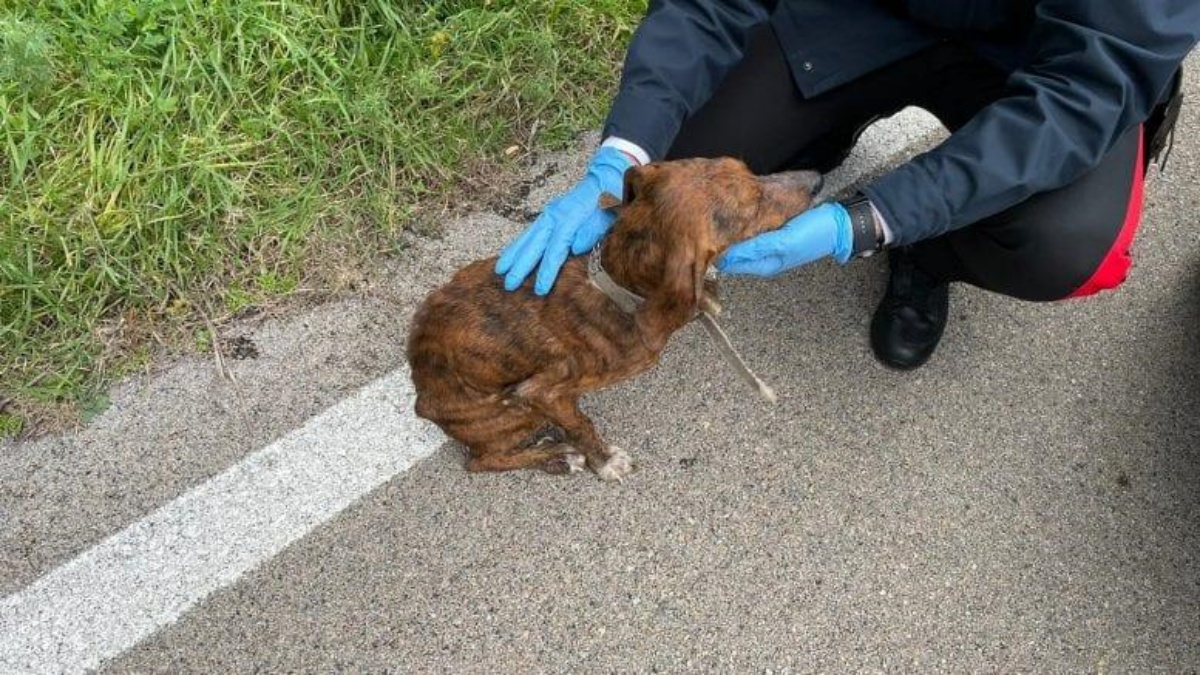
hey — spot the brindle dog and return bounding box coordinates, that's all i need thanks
[407,157,821,480]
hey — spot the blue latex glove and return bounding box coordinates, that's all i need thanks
[495,146,634,295]
[716,202,854,277]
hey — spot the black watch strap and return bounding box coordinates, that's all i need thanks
[843,193,882,258]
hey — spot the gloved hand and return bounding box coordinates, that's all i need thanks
[716,202,854,277]
[495,146,634,295]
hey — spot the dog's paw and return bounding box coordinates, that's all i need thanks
[540,448,587,475]
[565,453,587,474]
[596,446,634,482]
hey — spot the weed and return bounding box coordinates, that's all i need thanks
[1,0,646,431]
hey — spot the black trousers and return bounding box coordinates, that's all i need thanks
[665,26,1152,302]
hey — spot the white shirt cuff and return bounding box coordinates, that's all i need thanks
[600,136,650,166]
[870,202,895,246]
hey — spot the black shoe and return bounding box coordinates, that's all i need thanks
[870,248,949,370]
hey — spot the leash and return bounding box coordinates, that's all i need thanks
[588,246,777,403]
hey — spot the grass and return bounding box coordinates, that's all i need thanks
[0,0,646,436]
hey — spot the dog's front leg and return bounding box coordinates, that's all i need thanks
[515,375,633,482]
[540,398,632,482]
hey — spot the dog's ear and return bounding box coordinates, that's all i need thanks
[636,231,714,353]
[622,163,662,204]
[600,163,659,213]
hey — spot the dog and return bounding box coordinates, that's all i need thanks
[407,157,822,480]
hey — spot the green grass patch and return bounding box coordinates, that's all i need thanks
[0,0,646,433]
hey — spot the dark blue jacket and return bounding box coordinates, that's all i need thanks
[603,1,1200,245]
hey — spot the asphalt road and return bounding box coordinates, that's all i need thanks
[2,59,1198,673]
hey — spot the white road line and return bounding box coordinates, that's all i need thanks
[0,367,444,673]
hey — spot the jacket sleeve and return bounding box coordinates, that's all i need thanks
[602,0,775,160]
[864,1,1200,246]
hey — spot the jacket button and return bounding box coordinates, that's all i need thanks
[803,61,813,71]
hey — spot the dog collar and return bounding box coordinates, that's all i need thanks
[588,245,644,314]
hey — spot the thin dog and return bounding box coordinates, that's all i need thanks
[407,157,821,480]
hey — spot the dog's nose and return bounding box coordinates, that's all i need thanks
[810,172,824,195]
[764,169,824,196]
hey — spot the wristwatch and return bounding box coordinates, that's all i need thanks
[843,193,883,258]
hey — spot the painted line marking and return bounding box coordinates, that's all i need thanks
[0,367,443,673]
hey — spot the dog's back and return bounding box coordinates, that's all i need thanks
[408,255,650,468]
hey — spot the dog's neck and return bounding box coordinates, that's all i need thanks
[588,243,776,402]
[587,246,644,313]
[596,238,658,301]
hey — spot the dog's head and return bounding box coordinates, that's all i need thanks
[599,157,822,348]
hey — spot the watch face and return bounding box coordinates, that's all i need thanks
[846,197,879,257]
